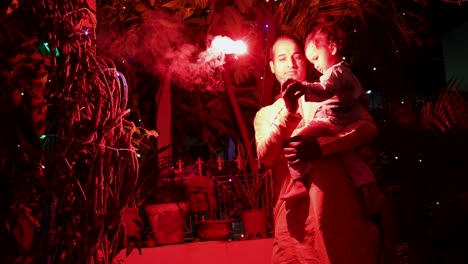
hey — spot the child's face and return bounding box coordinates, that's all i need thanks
[305,34,338,74]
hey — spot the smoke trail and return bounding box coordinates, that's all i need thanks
[99,9,242,92]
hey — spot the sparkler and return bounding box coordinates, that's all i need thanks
[210,36,247,56]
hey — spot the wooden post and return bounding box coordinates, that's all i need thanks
[222,67,256,173]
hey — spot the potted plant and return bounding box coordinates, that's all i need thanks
[231,142,270,239]
[121,127,170,249]
[144,176,190,245]
[191,175,234,241]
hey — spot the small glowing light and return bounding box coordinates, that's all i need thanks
[21,92,24,96]
[229,178,232,182]
[206,9,210,13]
[17,144,20,148]
[260,76,264,80]
[395,156,399,160]
[84,29,89,35]
[138,119,142,122]
[116,73,120,77]
[366,90,372,94]
[265,24,269,28]
[401,101,404,104]
[436,201,439,205]
[419,159,422,162]
[240,234,244,237]
[41,165,45,169]
[396,50,399,53]
[342,56,346,60]
[48,79,51,82]
[353,29,357,33]
[137,153,141,158]
[402,12,406,16]
[122,60,125,64]
[373,67,377,71]
[39,134,46,140]
[122,6,126,9]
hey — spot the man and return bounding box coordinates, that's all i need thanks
[254,35,381,263]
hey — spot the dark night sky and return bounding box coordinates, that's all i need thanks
[436,2,468,89]
[442,21,468,89]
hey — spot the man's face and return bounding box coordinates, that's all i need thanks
[305,34,336,74]
[269,38,307,84]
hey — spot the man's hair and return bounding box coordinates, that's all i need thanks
[304,16,347,54]
[269,35,304,61]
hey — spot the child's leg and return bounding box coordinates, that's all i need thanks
[280,162,309,201]
[358,182,385,218]
[342,153,384,217]
[281,119,338,202]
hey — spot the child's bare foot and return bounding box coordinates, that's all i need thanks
[281,180,308,201]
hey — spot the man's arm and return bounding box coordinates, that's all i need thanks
[283,105,377,164]
[254,101,301,167]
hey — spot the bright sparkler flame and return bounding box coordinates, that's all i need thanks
[211,36,247,55]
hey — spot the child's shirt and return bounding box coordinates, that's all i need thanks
[303,61,364,126]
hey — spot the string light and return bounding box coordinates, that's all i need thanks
[366,90,372,94]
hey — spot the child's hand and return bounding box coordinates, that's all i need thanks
[281,78,304,113]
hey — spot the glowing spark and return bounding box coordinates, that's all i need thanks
[211,36,247,55]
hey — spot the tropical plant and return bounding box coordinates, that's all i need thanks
[391,79,468,135]
[2,1,142,263]
[380,80,468,263]
[231,141,268,211]
[122,127,172,208]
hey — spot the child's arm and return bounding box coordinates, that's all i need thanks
[281,77,337,103]
[301,81,336,102]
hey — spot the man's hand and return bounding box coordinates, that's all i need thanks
[281,78,304,113]
[283,134,322,164]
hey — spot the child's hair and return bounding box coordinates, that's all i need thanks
[304,16,347,55]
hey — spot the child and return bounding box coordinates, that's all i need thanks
[281,19,384,217]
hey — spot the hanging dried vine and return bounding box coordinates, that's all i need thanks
[27,0,139,263]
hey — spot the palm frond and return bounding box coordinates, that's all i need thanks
[391,79,468,135]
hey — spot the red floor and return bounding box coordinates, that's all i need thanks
[114,238,273,264]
